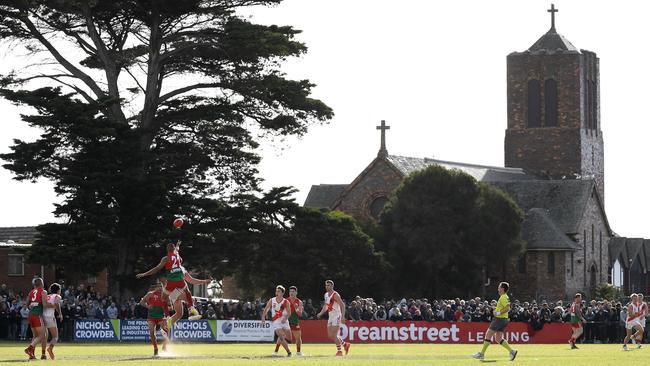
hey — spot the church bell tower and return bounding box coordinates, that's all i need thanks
[504,4,604,200]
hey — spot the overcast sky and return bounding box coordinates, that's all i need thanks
[1,0,649,238]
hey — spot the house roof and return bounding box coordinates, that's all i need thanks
[386,155,533,182]
[523,208,579,251]
[303,184,347,209]
[0,226,38,244]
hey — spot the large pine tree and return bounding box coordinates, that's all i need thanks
[0,0,332,297]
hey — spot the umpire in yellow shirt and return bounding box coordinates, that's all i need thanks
[472,282,518,361]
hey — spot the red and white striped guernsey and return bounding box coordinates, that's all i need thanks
[324,291,341,313]
[627,303,640,322]
[271,297,290,321]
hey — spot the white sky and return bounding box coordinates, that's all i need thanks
[1,0,649,238]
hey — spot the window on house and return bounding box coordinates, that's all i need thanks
[544,79,558,127]
[548,252,555,275]
[8,254,24,276]
[527,79,541,128]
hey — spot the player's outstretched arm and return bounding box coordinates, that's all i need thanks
[183,271,212,285]
[136,257,167,278]
[139,292,151,308]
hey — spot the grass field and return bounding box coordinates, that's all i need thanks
[0,342,646,365]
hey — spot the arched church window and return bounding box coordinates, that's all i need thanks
[517,255,526,274]
[547,252,555,275]
[369,196,389,220]
[591,80,597,132]
[544,79,558,127]
[527,79,541,128]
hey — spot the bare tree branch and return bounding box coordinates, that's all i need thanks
[22,12,106,100]
[159,82,225,103]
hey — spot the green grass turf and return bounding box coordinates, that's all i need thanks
[0,342,645,365]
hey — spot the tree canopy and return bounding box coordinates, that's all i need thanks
[235,200,388,301]
[0,0,332,296]
[379,165,524,299]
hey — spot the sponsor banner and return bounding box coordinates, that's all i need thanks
[171,319,217,342]
[74,320,120,341]
[120,319,167,341]
[216,320,274,342]
[300,321,572,344]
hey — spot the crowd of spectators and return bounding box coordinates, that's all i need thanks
[1,282,649,344]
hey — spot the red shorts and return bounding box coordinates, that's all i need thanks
[290,324,301,331]
[165,280,185,292]
[571,322,582,329]
[28,315,43,328]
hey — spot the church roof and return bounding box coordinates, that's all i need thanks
[528,28,578,53]
[303,184,347,209]
[386,155,534,182]
[609,237,650,270]
[0,226,38,244]
[522,208,579,251]
[491,180,595,235]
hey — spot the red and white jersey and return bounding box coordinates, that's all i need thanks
[640,302,648,316]
[570,301,579,315]
[627,303,640,321]
[324,291,341,314]
[44,294,61,318]
[270,297,290,321]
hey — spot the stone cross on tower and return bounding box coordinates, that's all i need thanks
[548,4,558,30]
[376,120,390,157]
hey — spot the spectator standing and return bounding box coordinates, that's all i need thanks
[106,302,118,319]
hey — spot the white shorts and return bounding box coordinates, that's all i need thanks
[168,288,184,303]
[327,312,342,326]
[626,319,642,330]
[272,319,290,332]
[43,315,57,329]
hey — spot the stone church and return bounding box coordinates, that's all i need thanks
[304,7,649,301]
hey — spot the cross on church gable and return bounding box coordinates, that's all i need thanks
[376,120,390,157]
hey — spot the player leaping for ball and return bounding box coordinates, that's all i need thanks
[136,240,212,328]
[316,280,350,356]
[262,285,292,357]
[140,283,170,357]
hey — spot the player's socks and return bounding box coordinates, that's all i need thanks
[480,340,490,354]
[296,344,301,353]
[185,289,194,308]
[499,339,513,352]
